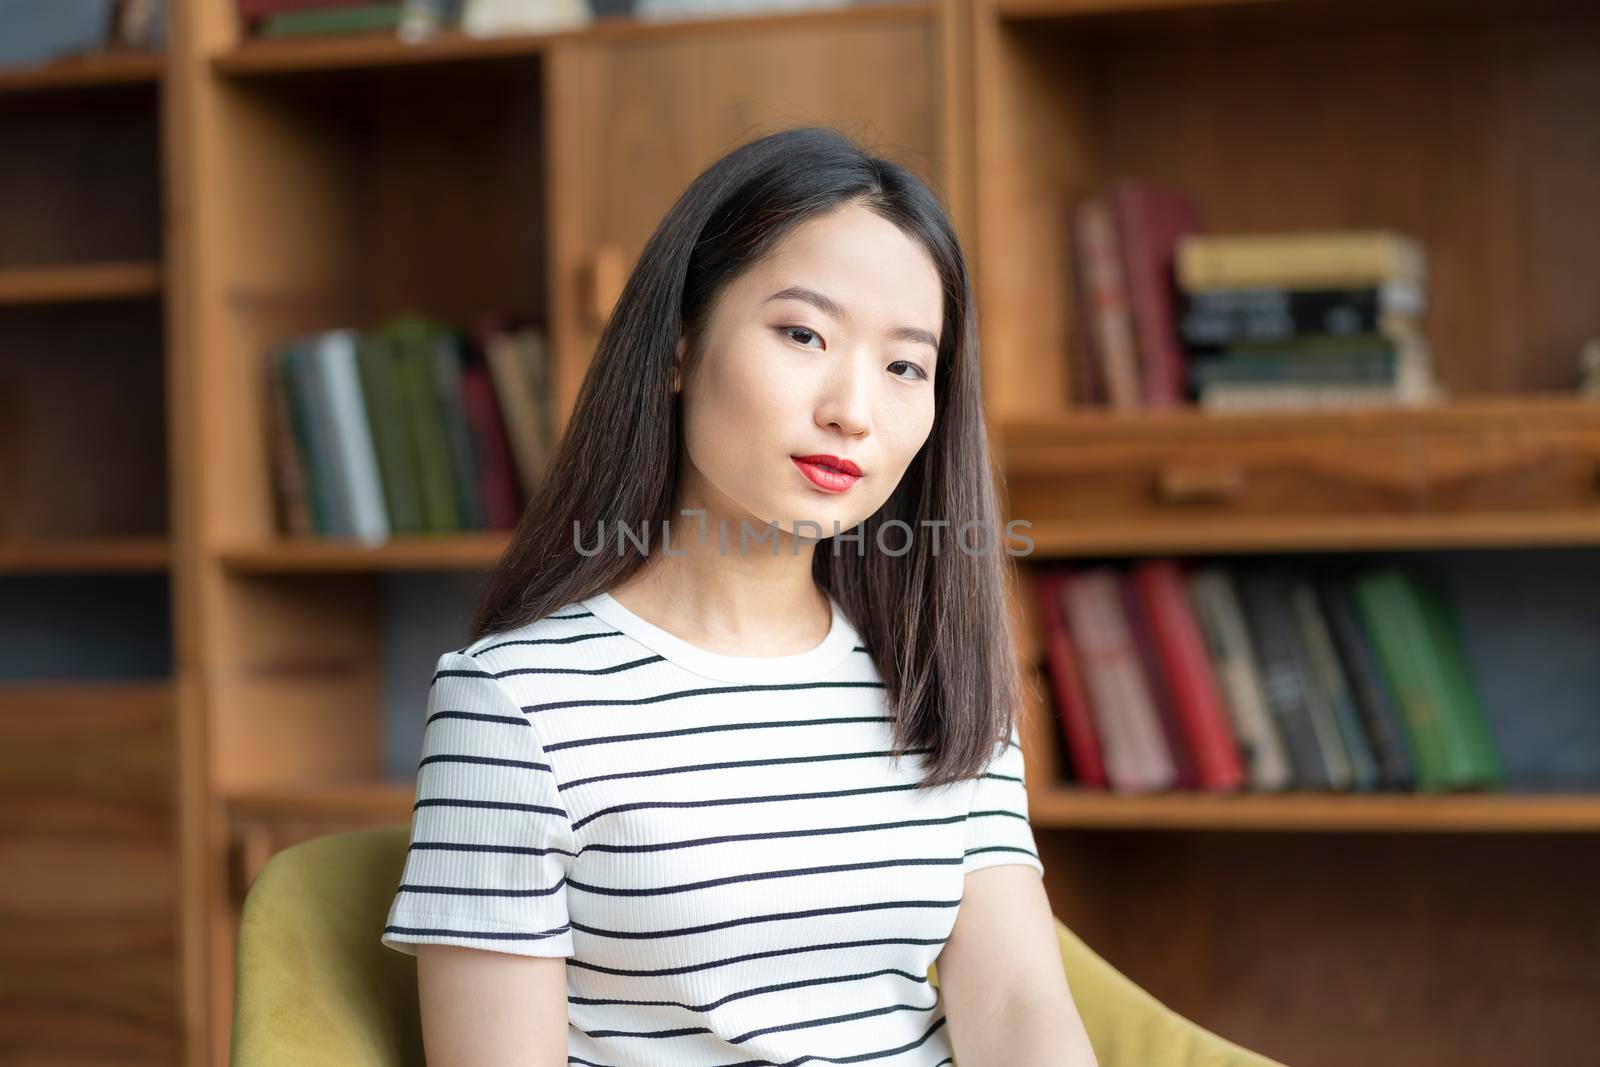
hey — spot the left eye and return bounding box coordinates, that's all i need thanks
[783,326,822,348]
[890,360,929,381]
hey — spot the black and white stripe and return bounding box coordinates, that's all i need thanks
[382,592,1042,1066]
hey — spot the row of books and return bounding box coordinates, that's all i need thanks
[1,0,164,68]
[1069,181,1445,412]
[234,0,852,38]
[266,315,554,542]
[1036,560,1503,794]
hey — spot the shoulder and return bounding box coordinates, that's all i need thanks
[459,598,599,661]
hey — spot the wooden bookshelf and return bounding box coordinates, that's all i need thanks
[0,29,173,1067]
[973,0,1600,1060]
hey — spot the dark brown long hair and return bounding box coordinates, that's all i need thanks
[468,125,1021,790]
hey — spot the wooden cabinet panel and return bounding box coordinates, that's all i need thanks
[1417,412,1600,513]
[1003,415,1426,526]
[544,9,946,431]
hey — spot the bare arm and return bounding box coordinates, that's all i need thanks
[415,944,570,1067]
[936,865,1099,1067]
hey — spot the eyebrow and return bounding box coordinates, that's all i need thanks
[764,285,940,351]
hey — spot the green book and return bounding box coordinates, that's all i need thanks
[277,346,330,535]
[355,329,425,535]
[1415,577,1504,790]
[1352,569,1456,792]
[429,327,486,530]
[385,316,460,534]
[259,4,405,37]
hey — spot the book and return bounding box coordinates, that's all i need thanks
[1059,567,1178,794]
[459,358,523,529]
[1034,566,1108,789]
[276,345,335,535]
[355,329,425,536]
[1178,280,1424,347]
[1131,559,1246,792]
[1314,572,1417,792]
[257,2,407,36]
[1416,576,1503,790]
[266,348,316,537]
[1196,340,1443,411]
[1234,568,1336,789]
[1072,197,1143,410]
[1176,230,1427,291]
[386,316,461,534]
[1189,341,1399,388]
[461,0,591,35]
[1290,578,1380,792]
[1067,207,1108,407]
[1119,573,1198,789]
[312,329,390,544]
[429,326,487,530]
[1352,569,1501,791]
[482,319,554,498]
[1109,182,1202,409]
[1186,567,1293,792]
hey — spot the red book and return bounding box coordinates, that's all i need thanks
[459,361,522,530]
[1110,182,1202,409]
[1035,566,1108,788]
[1118,572,1199,789]
[1132,559,1246,791]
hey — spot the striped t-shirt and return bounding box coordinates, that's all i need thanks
[381,589,1044,1067]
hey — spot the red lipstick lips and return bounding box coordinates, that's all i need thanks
[792,454,863,493]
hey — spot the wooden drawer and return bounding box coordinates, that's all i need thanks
[1000,410,1426,524]
[995,398,1600,554]
[1416,410,1600,512]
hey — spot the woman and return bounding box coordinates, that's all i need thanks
[381,125,1098,1067]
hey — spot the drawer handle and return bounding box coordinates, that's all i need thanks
[1156,462,1244,505]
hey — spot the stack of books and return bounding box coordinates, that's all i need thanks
[266,314,553,543]
[1068,182,1203,411]
[1176,229,1444,411]
[1036,559,1503,795]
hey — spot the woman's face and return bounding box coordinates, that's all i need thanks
[673,201,943,544]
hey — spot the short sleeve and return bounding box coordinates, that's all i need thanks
[962,724,1045,878]
[380,649,578,958]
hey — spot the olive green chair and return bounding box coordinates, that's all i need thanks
[230,826,1288,1067]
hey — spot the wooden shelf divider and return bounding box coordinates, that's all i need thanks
[0,537,170,574]
[0,261,163,306]
[215,533,511,573]
[1029,787,1600,833]
[0,50,163,94]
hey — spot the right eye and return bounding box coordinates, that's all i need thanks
[779,325,823,349]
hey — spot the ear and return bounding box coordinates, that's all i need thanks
[671,335,686,394]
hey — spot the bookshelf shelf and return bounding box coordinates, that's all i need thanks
[1029,787,1600,832]
[1017,511,1600,557]
[0,537,170,574]
[211,1,934,77]
[226,779,414,823]
[0,50,163,94]
[0,261,163,306]
[215,533,510,573]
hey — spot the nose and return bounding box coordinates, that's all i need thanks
[814,348,873,438]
